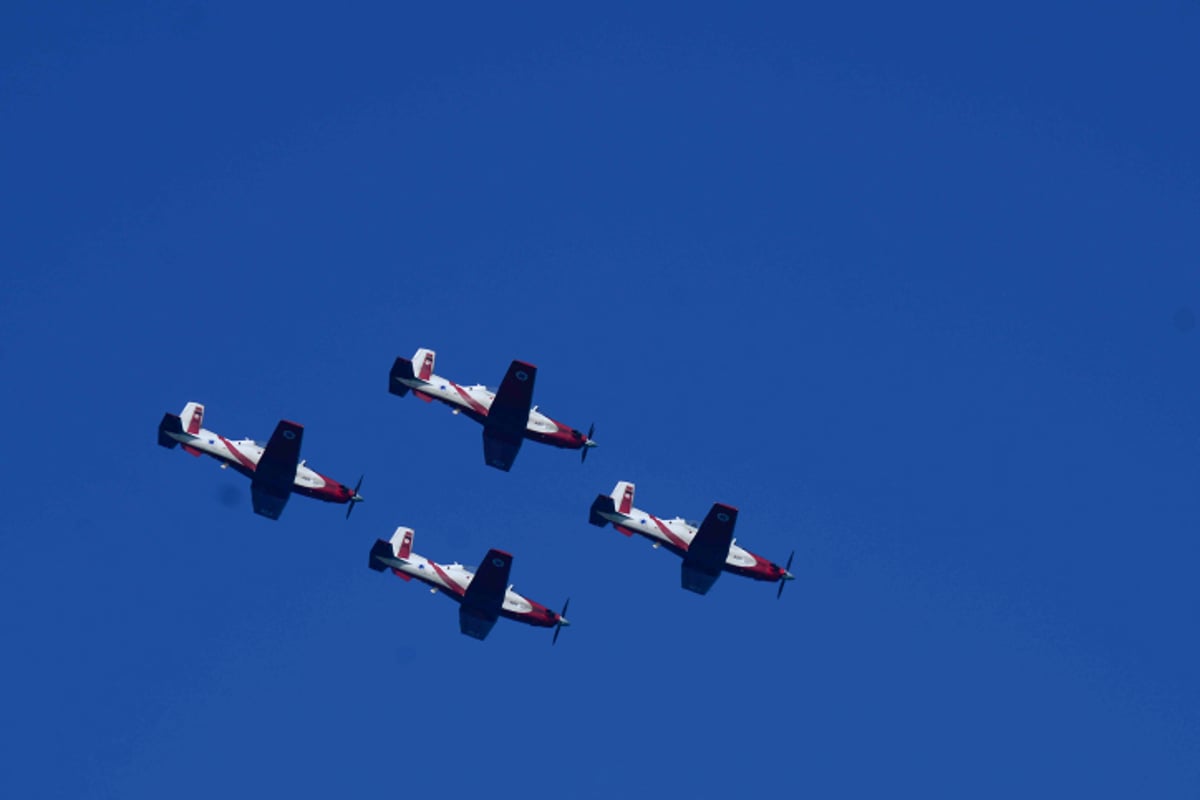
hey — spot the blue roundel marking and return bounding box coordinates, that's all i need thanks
[283,430,296,440]
[717,512,730,522]
[515,370,528,381]
[491,557,506,568]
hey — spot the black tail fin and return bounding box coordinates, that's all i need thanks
[589,494,616,527]
[388,357,414,397]
[158,413,183,449]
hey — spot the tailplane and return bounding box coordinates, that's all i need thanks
[369,527,415,579]
[589,494,616,527]
[391,348,437,400]
[157,413,183,449]
[158,406,203,456]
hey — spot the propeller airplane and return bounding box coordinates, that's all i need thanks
[589,481,795,597]
[369,526,571,643]
[389,347,596,471]
[157,402,364,520]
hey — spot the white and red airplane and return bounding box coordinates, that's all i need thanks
[157,402,364,520]
[389,347,597,472]
[369,526,571,643]
[589,481,795,597]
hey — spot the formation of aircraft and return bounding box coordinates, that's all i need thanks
[369,526,570,642]
[157,346,797,642]
[388,347,597,471]
[589,481,795,597]
[157,402,364,520]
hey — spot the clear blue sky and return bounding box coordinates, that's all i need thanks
[2,2,1198,797]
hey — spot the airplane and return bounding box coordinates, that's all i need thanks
[157,401,364,520]
[388,347,597,472]
[369,526,571,643]
[589,481,795,597]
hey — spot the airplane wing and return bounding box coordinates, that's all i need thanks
[680,503,738,595]
[250,420,303,520]
[458,549,513,640]
[482,430,522,473]
[481,361,536,471]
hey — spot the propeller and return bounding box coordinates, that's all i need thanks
[552,597,571,645]
[345,475,365,519]
[776,550,796,600]
[580,423,597,463]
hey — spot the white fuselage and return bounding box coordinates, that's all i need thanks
[396,371,563,436]
[372,550,541,617]
[166,425,331,491]
[594,504,762,570]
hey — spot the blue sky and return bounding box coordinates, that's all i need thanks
[2,2,1198,797]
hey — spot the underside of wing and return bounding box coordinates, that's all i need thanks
[487,361,536,432]
[681,503,738,594]
[250,420,303,516]
[251,485,290,520]
[459,549,513,639]
[481,361,536,470]
[482,429,523,472]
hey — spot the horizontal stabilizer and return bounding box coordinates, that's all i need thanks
[368,538,393,572]
[157,413,183,449]
[589,494,616,527]
[389,357,415,397]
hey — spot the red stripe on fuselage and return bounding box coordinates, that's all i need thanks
[649,515,689,551]
[428,561,466,597]
[217,436,257,471]
[450,382,490,416]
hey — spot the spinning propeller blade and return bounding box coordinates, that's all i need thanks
[345,475,365,519]
[552,597,571,645]
[581,423,596,463]
[776,550,795,599]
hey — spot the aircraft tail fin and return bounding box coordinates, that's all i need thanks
[370,527,415,576]
[180,402,205,434]
[611,481,636,515]
[413,348,436,381]
[391,526,415,560]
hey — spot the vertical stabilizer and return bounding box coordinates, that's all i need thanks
[391,526,415,560]
[413,348,436,381]
[180,402,205,434]
[611,481,636,515]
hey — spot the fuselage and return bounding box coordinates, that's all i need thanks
[594,504,790,583]
[394,371,590,450]
[371,550,561,629]
[163,425,356,504]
